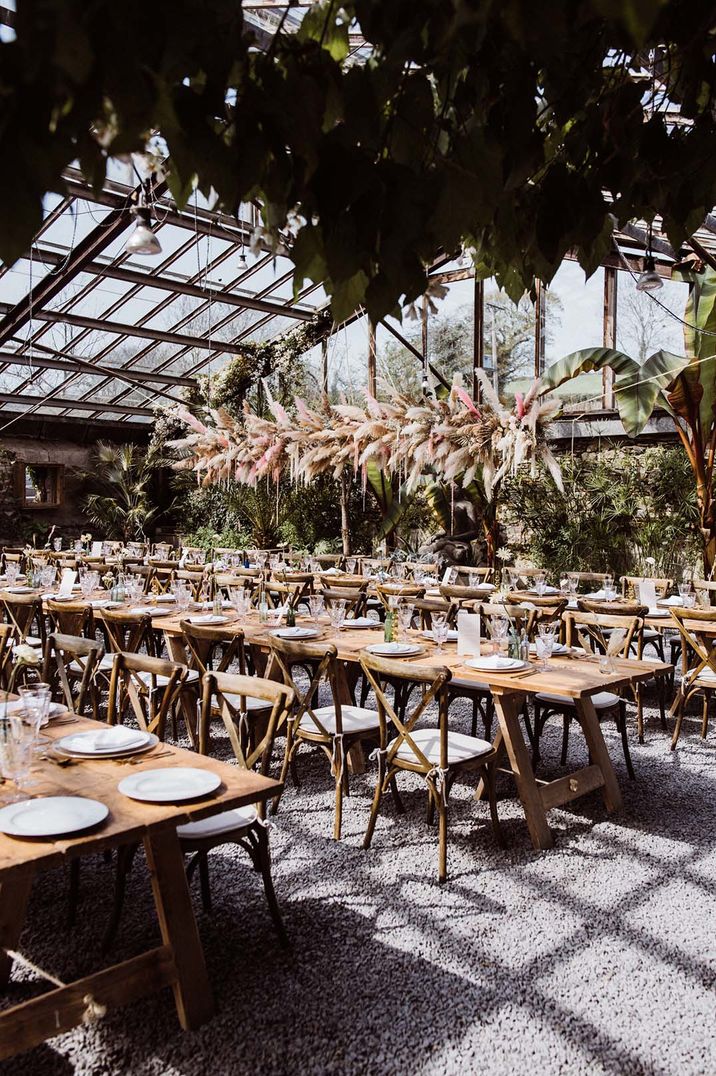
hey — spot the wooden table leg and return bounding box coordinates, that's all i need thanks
[0,866,34,988]
[144,828,214,1030]
[336,660,365,774]
[491,690,554,850]
[475,726,504,801]
[573,695,623,813]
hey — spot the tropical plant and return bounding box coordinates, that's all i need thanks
[540,266,716,573]
[80,443,166,541]
[3,3,716,322]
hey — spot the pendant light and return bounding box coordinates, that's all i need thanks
[125,182,162,256]
[636,225,663,292]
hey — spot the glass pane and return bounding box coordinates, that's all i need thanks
[616,272,689,359]
[540,262,605,410]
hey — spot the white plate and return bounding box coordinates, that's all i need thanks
[657,597,683,607]
[647,608,670,618]
[130,606,172,618]
[118,767,221,803]
[155,594,177,603]
[189,614,229,625]
[6,586,32,594]
[464,656,529,672]
[422,629,459,642]
[529,642,569,655]
[271,626,320,639]
[0,796,108,838]
[55,727,153,757]
[0,700,23,718]
[346,617,380,629]
[366,642,422,657]
[474,582,495,591]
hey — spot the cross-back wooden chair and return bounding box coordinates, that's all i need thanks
[106,651,188,741]
[313,554,345,569]
[262,580,302,611]
[100,607,154,657]
[413,597,457,630]
[453,566,493,584]
[620,575,673,600]
[179,620,267,753]
[578,597,664,669]
[174,566,206,600]
[359,652,502,883]
[668,606,716,749]
[269,637,380,840]
[151,542,175,559]
[321,586,367,620]
[440,583,495,607]
[1,591,44,649]
[46,598,93,638]
[375,583,425,612]
[42,632,104,719]
[125,563,155,594]
[0,623,15,690]
[532,611,641,778]
[176,670,294,941]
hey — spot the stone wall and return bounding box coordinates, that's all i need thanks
[0,435,94,547]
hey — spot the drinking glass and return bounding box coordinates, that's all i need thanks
[19,683,52,756]
[5,563,19,586]
[345,558,356,574]
[536,624,556,670]
[308,594,324,622]
[53,538,62,553]
[678,582,691,603]
[431,612,450,652]
[468,571,479,589]
[535,571,547,597]
[0,716,33,801]
[490,615,509,653]
[41,565,56,590]
[80,571,96,600]
[397,602,414,640]
[328,599,346,631]
[394,562,406,580]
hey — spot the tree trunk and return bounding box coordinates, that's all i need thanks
[340,472,351,556]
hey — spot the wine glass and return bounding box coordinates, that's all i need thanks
[468,571,479,589]
[327,599,346,631]
[308,594,324,622]
[19,683,52,755]
[5,563,19,586]
[535,570,547,597]
[490,615,509,654]
[345,557,356,574]
[53,538,62,553]
[536,623,556,670]
[397,602,414,640]
[0,716,34,802]
[431,611,450,653]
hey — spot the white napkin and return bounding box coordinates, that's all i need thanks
[57,568,77,599]
[468,654,519,670]
[348,616,379,627]
[658,595,683,606]
[587,589,607,599]
[457,610,481,657]
[68,726,144,752]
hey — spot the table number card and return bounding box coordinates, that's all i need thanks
[91,541,103,556]
[638,579,657,608]
[457,610,481,656]
[58,569,77,598]
[442,566,458,585]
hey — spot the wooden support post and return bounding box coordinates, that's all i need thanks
[367,320,377,397]
[603,267,617,409]
[473,277,484,403]
[321,337,329,397]
[534,279,546,378]
[421,299,429,387]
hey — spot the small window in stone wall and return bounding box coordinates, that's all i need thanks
[14,463,64,508]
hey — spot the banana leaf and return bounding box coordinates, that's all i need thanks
[539,347,639,391]
[677,268,716,437]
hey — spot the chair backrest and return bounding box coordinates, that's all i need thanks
[318,574,367,589]
[1,592,44,645]
[101,608,153,654]
[475,600,541,639]
[505,591,568,613]
[312,554,344,568]
[175,568,204,599]
[42,631,104,715]
[375,584,425,611]
[268,637,344,740]
[359,651,452,771]
[563,610,642,657]
[692,579,716,607]
[0,623,15,689]
[453,566,493,584]
[669,606,716,676]
[578,599,647,618]
[440,584,492,606]
[412,597,456,629]
[151,542,175,558]
[321,586,367,618]
[180,620,247,679]
[621,575,672,600]
[107,651,187,738]
[263,580,302,610]
[46,599,93,638]
[200,670,294,778]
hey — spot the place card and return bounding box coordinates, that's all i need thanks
[457,610,481,656]
[91,541,103,556]
[442,567,458,585]
[638,579,657,608]
[57,568,77,598]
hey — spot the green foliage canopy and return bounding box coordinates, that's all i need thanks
[2,2,716,321]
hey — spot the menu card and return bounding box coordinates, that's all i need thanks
[442,567,458,585]
[638,579,657,608]
[457,610,481,656]
[58,568,77,598]
[91,541,103,556]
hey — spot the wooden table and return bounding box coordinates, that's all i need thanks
[155,610,669,853]
[0,713,280,1060]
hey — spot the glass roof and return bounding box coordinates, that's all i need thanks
[0,168,326,427]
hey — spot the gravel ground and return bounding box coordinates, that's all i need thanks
[2,677,716,1076]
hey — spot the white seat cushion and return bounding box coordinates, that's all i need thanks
[684,667,716,686]
[177,805,257,841]
[25,635,43,648]
[394,728,492,766]
[299,704,379,735]
[224,692,272,711]
[136,668,200,688]
[69,654,114,674]
[641,629,662,642]
[449,678,491,692]
[536,690,620,710]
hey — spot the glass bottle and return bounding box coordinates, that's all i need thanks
[258,582,268,623]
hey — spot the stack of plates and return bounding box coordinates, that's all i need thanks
[346,617,380,629]
[188,613,228,625]
[130,606,172,618]
[464,655,529,673]
[54,726,157,759]
[528,642,569,656]
[365,641,422,658]
[422,628,459,642]
[271,626,320,639]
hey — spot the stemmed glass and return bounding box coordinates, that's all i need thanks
[174,583,193,615]
[80,570,99,600]
[490,615,509,654]
[327,599,346,632]
[603,574,615,600]
[229,586,251,618]
[0,715,34,802]
[19,683,52,757]
[397,602,414,640]
[308,594,324,622]
[53,538,62,552]
[345,557,356,574]
[431,611,450,653]
[40,565,56,591]
[536,623,556,670]
[5,563,19,586]
[468,571,479,589]
[535,571,547,597]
